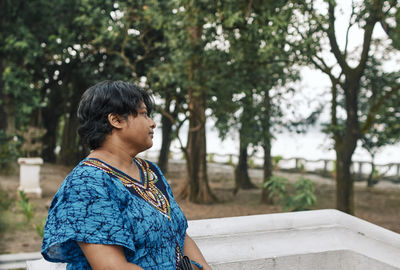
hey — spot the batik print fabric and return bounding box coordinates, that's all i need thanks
[41,158,188,270]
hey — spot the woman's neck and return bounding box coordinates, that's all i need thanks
[88,145,137,170]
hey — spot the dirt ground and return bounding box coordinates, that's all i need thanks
[1,160,400,254]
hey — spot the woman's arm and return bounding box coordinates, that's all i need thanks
[78,242,143,270]
[183,233,212,270]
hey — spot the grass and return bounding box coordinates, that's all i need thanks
[0,187,47,254]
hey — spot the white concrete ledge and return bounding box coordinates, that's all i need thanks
[187,209,400,269]
[0,252,41,270]
[5,209,400,269]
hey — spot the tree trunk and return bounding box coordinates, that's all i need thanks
[367,161,376,188]
[335,149,355,214]
[260,89,273,204]
[181,88,215,203]
[0,59,7,131]
[3,94,15,134]
[0,58,15,134]
[41,82,66,162]
[58,81,88,166]
[234,127,256,194]
[178,18,215,203]
[261,142,274,204]
[59,110,80,165]
[335,81,359,214]
[0,5,6,132]
[157,102,174,174]
[41,106,61,162]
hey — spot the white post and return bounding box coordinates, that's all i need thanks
[18,157,43,197]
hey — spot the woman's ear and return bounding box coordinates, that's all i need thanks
[107,113,125,129]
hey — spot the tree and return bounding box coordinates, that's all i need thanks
[149,0,218,203]
[41,0,128,165]
[359,57,400,186]
[0,0,54,134]
[82,0,183,173]
[0,0,69,168]
[144,1,189,173]
[292,0,399,213]
[210,1,300,200]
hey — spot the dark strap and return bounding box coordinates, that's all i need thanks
[178,256,194,270]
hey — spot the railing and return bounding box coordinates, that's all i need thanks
[139,149,400,183]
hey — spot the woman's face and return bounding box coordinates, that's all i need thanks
[121,102,156,153]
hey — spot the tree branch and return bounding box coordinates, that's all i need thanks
[175,116,188,155]
[159,107,177,125]
[379,1,398,39]
[361,83,400,135]
[327,1,350,73]
[244,0,253,19]
[355,0,383,75]
[344,1,356,60]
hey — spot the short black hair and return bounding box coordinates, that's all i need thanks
[77,80,154,150]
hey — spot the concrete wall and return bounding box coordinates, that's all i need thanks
[187,209,400,269]
[20,209,400,269]
[212,250,398,270]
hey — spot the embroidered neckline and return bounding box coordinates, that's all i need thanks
[82,158,171,220]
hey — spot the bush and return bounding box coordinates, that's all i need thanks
[264,175,317,212]
[0,188,14,211]
[272,155,283,170]
[290,177,317,211]
[34,219,46,238]
[18,190,34,223]
[0,187,16,232]
[264,175,288,201]
[0,130,20,173]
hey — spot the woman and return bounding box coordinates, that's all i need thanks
[42,81,211,270]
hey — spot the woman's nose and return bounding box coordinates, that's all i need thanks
[150,118,156,128]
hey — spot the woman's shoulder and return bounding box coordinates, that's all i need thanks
[67,159,108,180]
[60,158,123,193]
[51,158,128,208]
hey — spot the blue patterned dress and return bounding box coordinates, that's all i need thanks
[42,157,188,269]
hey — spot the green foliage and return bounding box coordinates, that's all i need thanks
[298,161,306,174]
[0,0,55,132]
[18,190,34,223]
[291,177,317,211]
[248,158,255,169]
[264,175,317,212]
[272,155,283,170]
[0,187,15,232]
[0,188,14,212]
[372,167,380,179]
[360,57,400,157]
[227,155,234,166]
[386,7,400,50]
[264,175,288,201]
[0,131,20,172]
[34,219,46,238]
[0,187,16,231]
[291,1,399,213]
